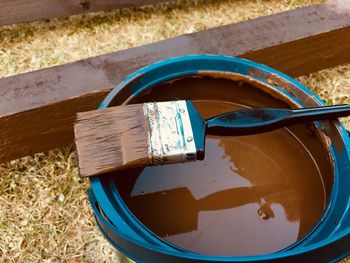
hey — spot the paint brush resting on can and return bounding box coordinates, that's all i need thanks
[74,100,350,178]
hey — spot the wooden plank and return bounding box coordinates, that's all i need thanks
[1,3,350,162]
[0,0,167,26]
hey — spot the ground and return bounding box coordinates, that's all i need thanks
[1,0,349,262]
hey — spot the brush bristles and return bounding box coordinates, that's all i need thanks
[74,104,149,177]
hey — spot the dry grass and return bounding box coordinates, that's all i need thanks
[0,0,323,78]
[0,148,118,262]
[2,0,350,262]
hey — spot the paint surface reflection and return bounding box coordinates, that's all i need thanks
[113,101,325,256]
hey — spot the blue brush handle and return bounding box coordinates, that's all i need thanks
[206,104,350,136]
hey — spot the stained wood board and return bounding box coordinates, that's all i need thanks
[0,0,168,26]
[1,3,350,162]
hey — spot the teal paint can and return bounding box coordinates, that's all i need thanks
[87,55,350,262]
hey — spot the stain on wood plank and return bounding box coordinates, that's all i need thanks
[0,0,168,26]
[0,89,111,162]
[0,3,350,162]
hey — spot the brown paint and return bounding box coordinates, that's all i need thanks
[1,3,350,163]
[111,74,333,256]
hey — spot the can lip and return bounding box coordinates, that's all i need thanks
[90,54,350,261]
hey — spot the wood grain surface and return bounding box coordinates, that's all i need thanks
[0,0,167,26]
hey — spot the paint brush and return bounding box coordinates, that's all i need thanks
[74,101,350,178]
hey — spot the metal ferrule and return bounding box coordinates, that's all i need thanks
[143,100,197,166]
